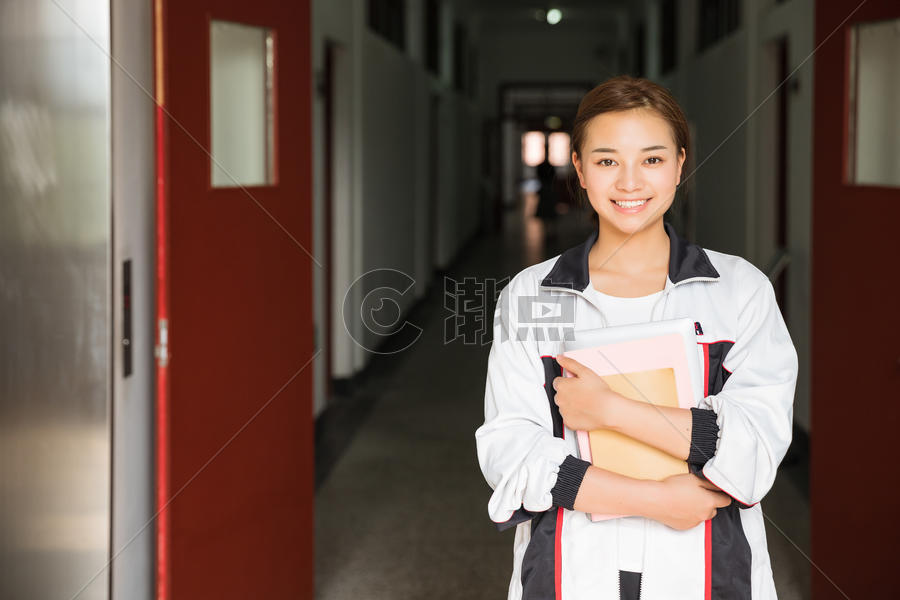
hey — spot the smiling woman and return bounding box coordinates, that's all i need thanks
[476,75,798,600]
[569,77,691,236]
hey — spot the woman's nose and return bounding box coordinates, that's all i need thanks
[616,165,644,192]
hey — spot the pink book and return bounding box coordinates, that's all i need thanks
[560,332,698,521]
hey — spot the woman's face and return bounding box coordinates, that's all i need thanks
[572,108,685,236]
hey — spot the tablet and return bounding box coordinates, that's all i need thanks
[563,317,704,407]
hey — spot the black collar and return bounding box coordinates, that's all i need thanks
[538,221,720,291]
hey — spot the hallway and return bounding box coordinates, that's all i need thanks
[314,210,811,599]
[314,210,545,599]
[5,0,898,597]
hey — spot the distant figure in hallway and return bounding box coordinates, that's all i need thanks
[535,155,558,242]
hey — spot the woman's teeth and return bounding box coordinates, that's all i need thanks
[613,198,648,208]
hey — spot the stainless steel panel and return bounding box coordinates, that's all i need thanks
[0,1,111,599]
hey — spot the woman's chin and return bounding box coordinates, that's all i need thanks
[598,213,662,235]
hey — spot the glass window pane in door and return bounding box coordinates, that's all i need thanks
[210,20,275,187]
[848,18,900,187]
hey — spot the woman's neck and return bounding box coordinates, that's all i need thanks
[589,220,670,278]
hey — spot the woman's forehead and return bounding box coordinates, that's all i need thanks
[583,110,674,150]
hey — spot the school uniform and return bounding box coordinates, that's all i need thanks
[475,221,799,599]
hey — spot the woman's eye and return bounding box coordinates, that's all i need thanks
[595,157,662,167]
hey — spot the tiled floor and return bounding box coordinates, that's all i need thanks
[315,207,811,599]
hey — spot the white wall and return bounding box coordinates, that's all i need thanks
[684,33,750,255]
[757,0,814,433]
[360,32,420,284]
[456,96,482,243]
[312,0,357,416]
[311,0,483,414]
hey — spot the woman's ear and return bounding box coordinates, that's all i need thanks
[572,151,586,188]
[676,148,686,185]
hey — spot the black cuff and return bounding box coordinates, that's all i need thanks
[688,460,711,482]
[550,455,591,510]
[687,407,719,466]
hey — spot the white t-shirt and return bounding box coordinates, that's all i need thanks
[582,281,664,327]
[582,280,664,573]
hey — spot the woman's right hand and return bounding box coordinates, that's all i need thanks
[646,472,733,530]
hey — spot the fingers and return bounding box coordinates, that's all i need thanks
[696,493,731,524]
[697,478,722,491]
[556,354,586,377]
[552,380,567,407]
[552,374,580,394]
[692,474,726,495]
[698,481,731,506]
[552,375,568,393]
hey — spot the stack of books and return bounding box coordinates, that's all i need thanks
[559,318,703,521]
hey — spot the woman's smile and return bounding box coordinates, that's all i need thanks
[611,197,652,213]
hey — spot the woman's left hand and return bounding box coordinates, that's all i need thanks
[553,354,628,431]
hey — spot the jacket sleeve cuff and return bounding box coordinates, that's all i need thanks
[688,460,711,482]
[550,454,591,510]
[687,407,719,466]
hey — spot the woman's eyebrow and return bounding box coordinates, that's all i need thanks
[590,145,667,153]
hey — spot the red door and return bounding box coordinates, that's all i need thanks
[153,1,314,598]
[811,1,900,597]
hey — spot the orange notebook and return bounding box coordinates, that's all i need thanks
[560,331,698,521]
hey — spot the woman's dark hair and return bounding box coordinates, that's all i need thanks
[568,75,693,227]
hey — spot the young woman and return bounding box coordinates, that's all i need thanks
[475,76,798,600]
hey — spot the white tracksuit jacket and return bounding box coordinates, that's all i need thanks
[475,222,799,600]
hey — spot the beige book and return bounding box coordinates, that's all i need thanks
[587,368,689,482]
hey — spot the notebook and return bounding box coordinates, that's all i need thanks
[559,318,702,521]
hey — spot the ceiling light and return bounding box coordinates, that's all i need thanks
[545,115,562,129]
[546,8,562,25]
